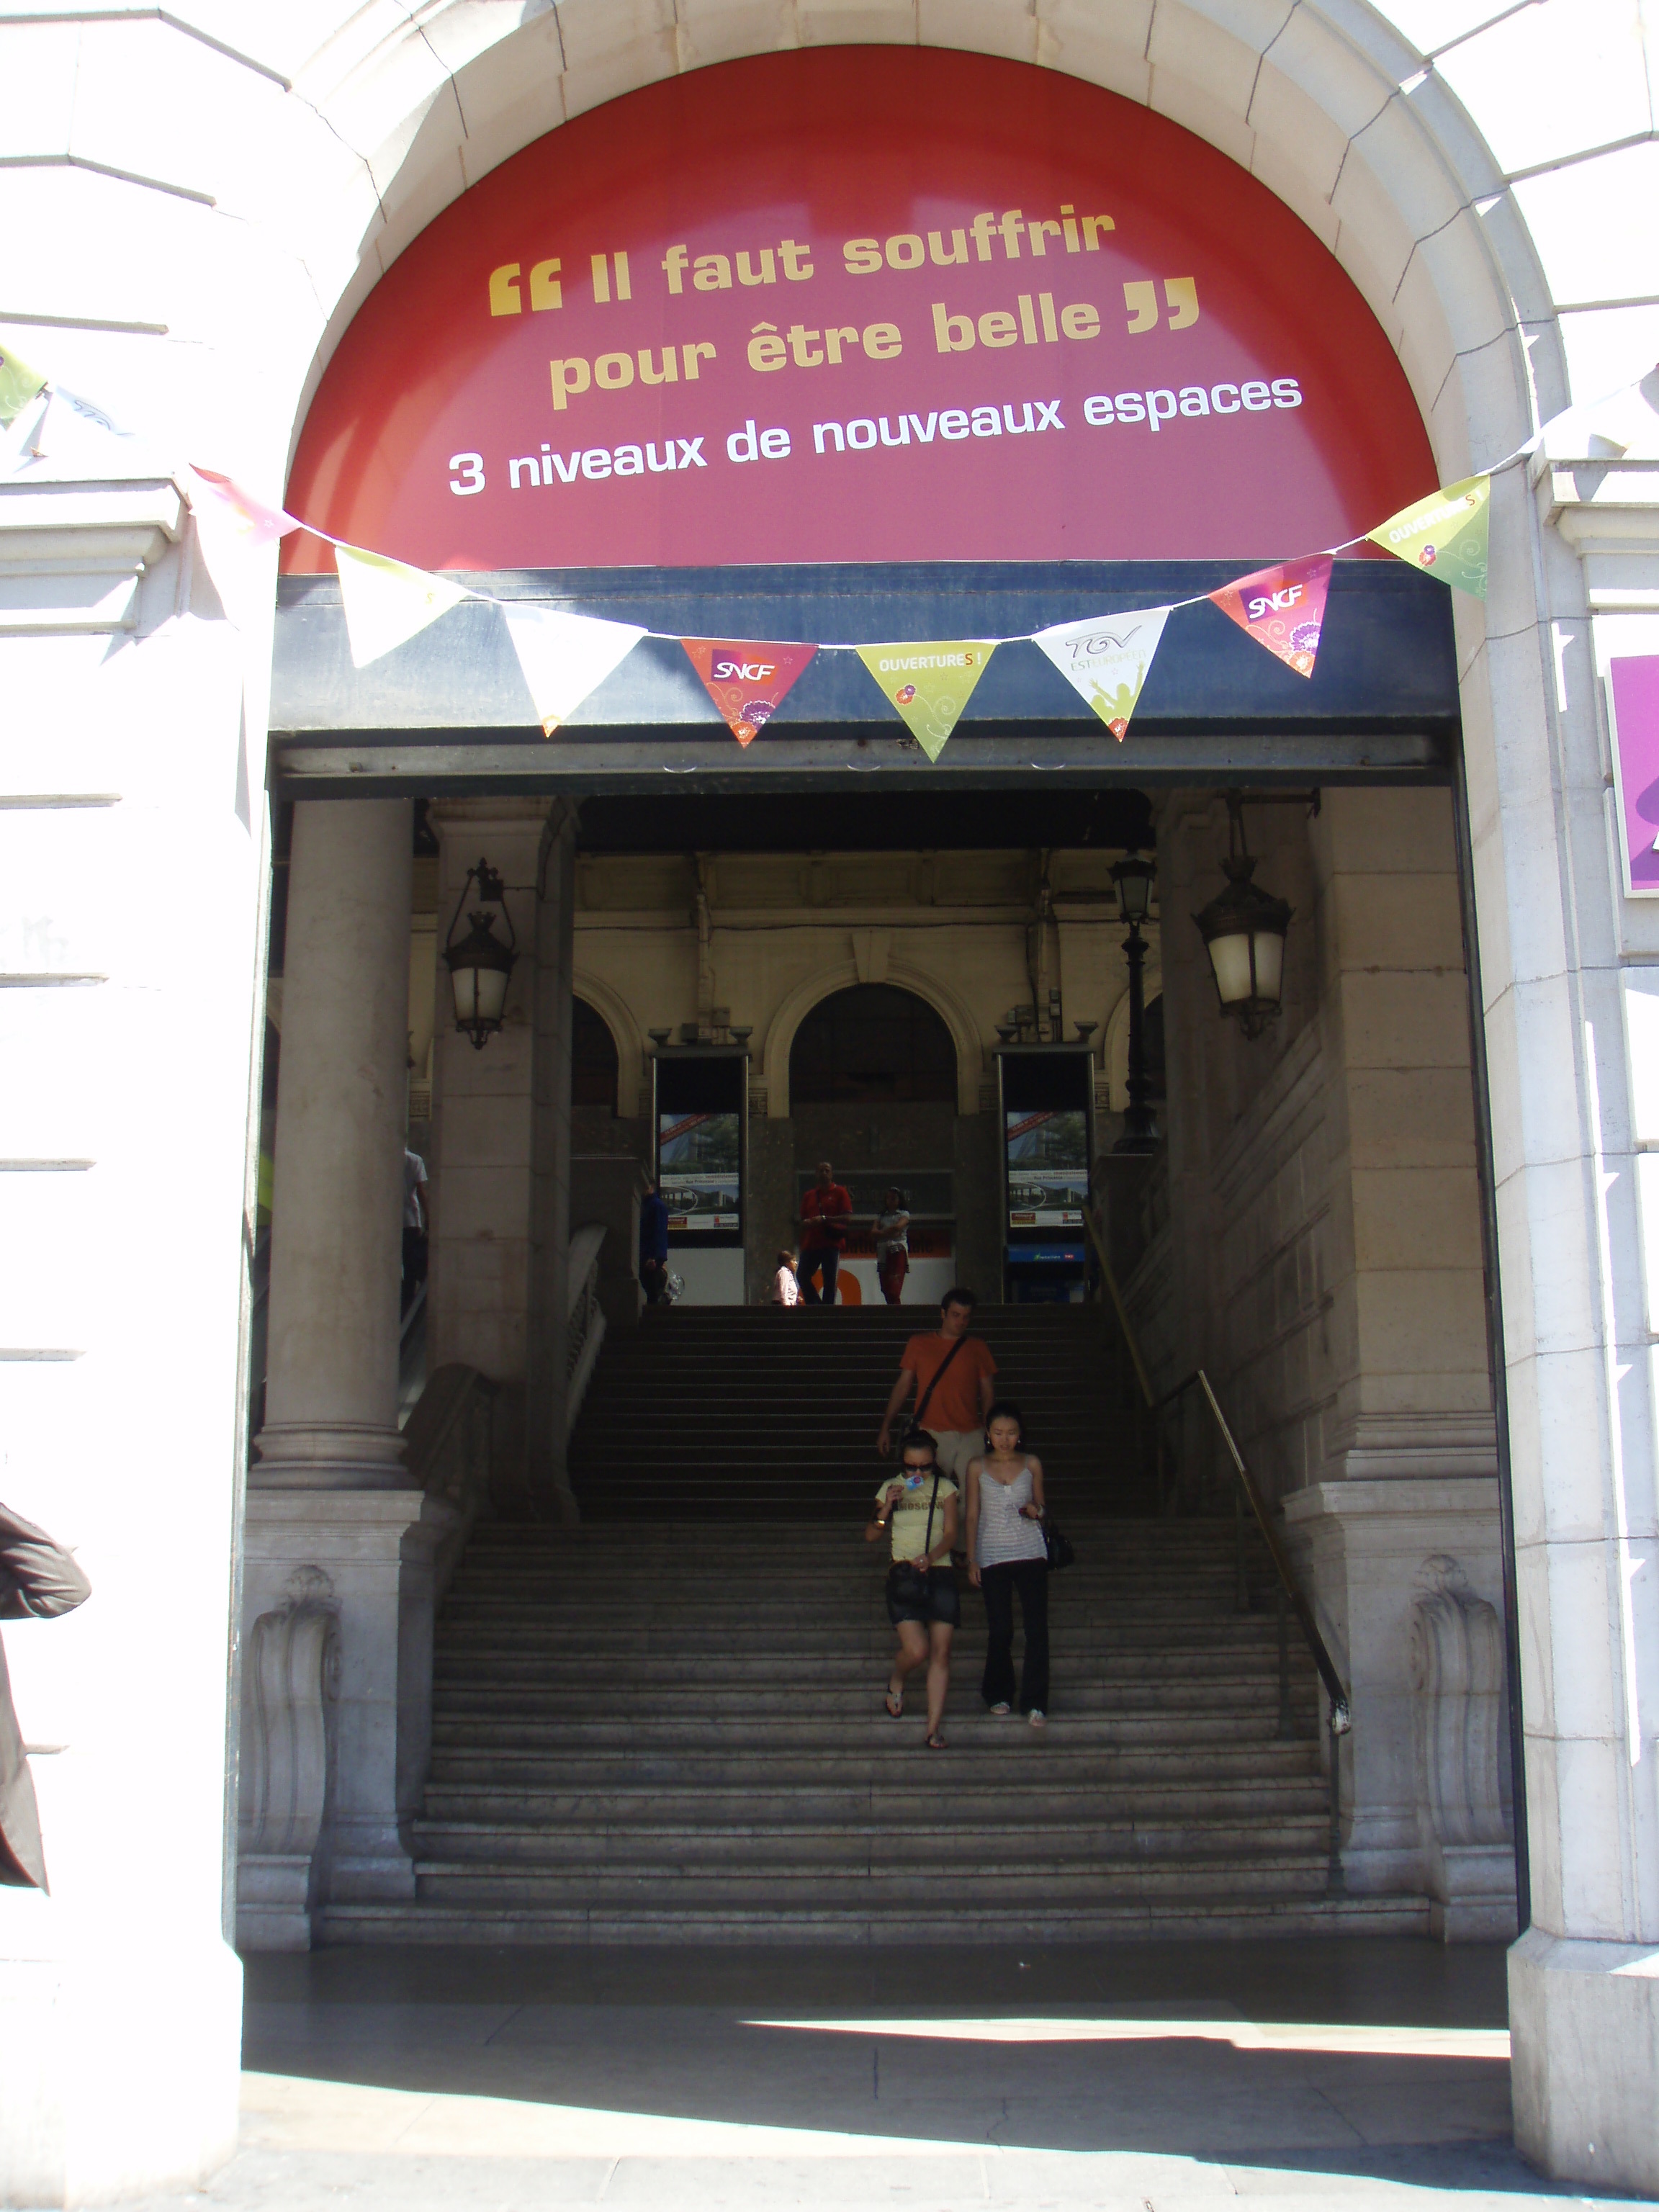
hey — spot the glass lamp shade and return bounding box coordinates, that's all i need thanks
[444,912,516,1048]
[1110,850,1156,924]
[1193,857,1292,1038]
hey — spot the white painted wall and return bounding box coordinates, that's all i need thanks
[1,0,1658,2195]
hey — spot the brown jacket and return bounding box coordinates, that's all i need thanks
[0,1502,91,1891]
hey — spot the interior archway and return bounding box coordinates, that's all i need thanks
[789,984,958,1106]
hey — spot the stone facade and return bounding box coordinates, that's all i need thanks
[2,1,1658,2198]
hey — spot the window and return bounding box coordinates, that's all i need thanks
[572,996,620,1110]
[789,984,957,1105]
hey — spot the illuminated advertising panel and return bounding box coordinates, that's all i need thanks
[1004,1107,1089,1231]
[653,1051,745,1249]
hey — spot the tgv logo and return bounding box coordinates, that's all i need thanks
[714,659,778,681]
[1245,583,1304,621]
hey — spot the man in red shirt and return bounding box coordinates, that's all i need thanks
[876,1286,998,1489]
[799,1159,853,1305]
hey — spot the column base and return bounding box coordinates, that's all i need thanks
[1510,1927,1659,2193]
[252,1419,408,1489]
[0,1899,241,2206]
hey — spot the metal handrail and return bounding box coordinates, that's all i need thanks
[1156,1367,1350,1894]
[1079,1203,1173,1506]
[1156,1368,1351,1732]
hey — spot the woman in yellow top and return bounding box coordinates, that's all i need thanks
[868,1428,961,1749]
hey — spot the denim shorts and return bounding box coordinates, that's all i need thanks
[886,1564,961,1628]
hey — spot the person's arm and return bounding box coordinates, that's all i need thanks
[1023,1457,1046,1520]
[978,1365,996,1420]
[965,1460,984,1586]
[876,1366,916,1455]
[0,1503,91,1622]
[415,1177,431,1231]
[866,1479,902,1542]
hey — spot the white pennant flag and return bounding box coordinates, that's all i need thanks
[500,603,646,736]
[182,464,301,638]
[1033,607,1173,740]
[335,544,469,668]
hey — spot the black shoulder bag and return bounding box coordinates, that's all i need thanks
[886,1475,943,1609]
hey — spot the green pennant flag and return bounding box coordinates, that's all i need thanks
[1368,474,1489,598]
[855,642,997,760]
[0,338,48,426]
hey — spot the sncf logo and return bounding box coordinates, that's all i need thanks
[1246,583,1304,622]
[714,657,778,682]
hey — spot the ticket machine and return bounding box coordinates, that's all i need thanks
[995,1044,1096,1303]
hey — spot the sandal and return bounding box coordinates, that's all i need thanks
[885,1680,904,1719]
[925,1730,947,1750]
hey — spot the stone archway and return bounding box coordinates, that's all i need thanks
[763,956,985,1118]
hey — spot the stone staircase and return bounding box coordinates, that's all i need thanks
[320,1309,1426,1944]
[568,1302,1156,1519]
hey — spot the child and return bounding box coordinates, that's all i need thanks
[772,1248,801,1307]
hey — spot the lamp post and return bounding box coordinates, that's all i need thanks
[1192,796,1294,1039]
[444,857,518,1050]
[1110,848,1159,1156]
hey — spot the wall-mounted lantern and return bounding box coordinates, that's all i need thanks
[444,858,517,1051]
[1192,796,1295,1040]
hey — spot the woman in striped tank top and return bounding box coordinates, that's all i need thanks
[965,1402,1050,1727]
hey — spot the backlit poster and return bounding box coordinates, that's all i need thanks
[658,1109,740,1232]
[1004,1108,1089,1230]
[653,1048,747,1249]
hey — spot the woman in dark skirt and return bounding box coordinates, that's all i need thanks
[868,1426,961,1749]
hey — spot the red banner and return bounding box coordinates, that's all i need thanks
[282,49,1434,574]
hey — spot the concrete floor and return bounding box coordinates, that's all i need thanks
[126,1938,1654,2211]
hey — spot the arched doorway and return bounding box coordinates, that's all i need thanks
[788,983,966,1305]
[571,994,619,1112]
[788,984,958,1106]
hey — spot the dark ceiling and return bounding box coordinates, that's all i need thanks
[571,788,1153,855]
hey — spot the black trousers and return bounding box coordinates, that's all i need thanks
[800,1243,840,1303]
[980,1558,1050,1712]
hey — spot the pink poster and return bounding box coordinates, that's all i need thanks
[1610,656,1659,894]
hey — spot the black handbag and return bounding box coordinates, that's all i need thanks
[1043,1516,1075,1573]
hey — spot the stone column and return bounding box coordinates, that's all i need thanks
[426,799,552,1504]
[255,798,413,1488]
[243,797,430,1928]
[526,802,578,1516]
[1282,788,1509,1910]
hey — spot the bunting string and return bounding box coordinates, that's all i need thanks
[0,323,1563,755]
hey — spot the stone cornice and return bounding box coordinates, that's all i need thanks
[0,475,184,635]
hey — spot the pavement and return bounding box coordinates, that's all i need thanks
[120,1937,1656,2210]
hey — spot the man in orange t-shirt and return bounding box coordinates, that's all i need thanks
[876,1286,997,1489]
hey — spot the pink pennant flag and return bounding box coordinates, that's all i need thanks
[681,639,817,745]
[184,463,302,547]
[1208,554,1332,678]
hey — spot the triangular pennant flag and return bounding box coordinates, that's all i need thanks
[184,463,302,549]
[1368,474,1489,598]
[681,639,817,746]
[855,642,997,760]
[1032,607,1172,739]
[335,544,469,668]
[501,602,646,735]
[1208,554,1332,678]
[0,339,47,426]
[183,464,303,637]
